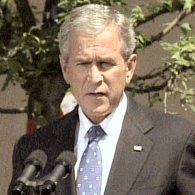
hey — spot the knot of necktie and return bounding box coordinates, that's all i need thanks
[88,125,105,143]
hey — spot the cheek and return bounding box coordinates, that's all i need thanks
[106,76,126,98]
[108,70,127,86]
[70,78,81,92]
[69,73,85,97]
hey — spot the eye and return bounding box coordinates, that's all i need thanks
[76,61,91,66]
[99,61,115,69]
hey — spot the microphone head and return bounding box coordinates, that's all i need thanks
[55,150,76,172]
[24,149,47,176]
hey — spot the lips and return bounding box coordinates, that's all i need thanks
[87,92,106,96]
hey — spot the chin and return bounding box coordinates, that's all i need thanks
[93,106,111,116]
[83,105,111,124]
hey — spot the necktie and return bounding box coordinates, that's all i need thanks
[76,125,105,195]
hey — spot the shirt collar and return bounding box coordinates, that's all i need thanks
[78,92,127,139]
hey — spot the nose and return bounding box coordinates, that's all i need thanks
[87,64,103,83]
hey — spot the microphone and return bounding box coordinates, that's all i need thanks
[11,149,47,195]
[41,150,76,194]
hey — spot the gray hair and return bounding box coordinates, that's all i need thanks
[58,4,136,61]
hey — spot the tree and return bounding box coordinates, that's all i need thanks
[129,0,195,113]
[0,0,195,130]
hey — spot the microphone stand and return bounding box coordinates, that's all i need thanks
[11,176,47,195]
[11,150,76,195]
[11,173,76,195]
[40,180,56,195]
[41,169,76,195]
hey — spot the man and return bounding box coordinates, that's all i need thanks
[8,4,195,195]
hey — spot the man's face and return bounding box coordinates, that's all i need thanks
[60,24,137,124]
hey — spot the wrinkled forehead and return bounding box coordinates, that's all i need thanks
[68,24,124,52]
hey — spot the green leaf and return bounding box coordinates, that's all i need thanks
[180,22,192,33]
[183,0,194,11]
[189,105,195,112]
[131,6,145,25]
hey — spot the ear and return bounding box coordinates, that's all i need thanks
[125,53,137,85]
[59,55,70,84]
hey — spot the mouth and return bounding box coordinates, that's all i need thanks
[88,92,106,96]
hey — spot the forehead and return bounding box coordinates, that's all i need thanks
[69,24,123,55]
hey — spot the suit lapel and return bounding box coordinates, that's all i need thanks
[55,106,79,152]
[104,99,153,195]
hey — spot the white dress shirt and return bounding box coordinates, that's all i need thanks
[74,93,127,195]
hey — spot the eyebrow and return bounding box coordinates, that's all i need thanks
[73,58,92,64]
[73,54,118,64]
[96,56,117,64]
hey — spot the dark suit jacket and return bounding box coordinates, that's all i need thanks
[8,99,195,195]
